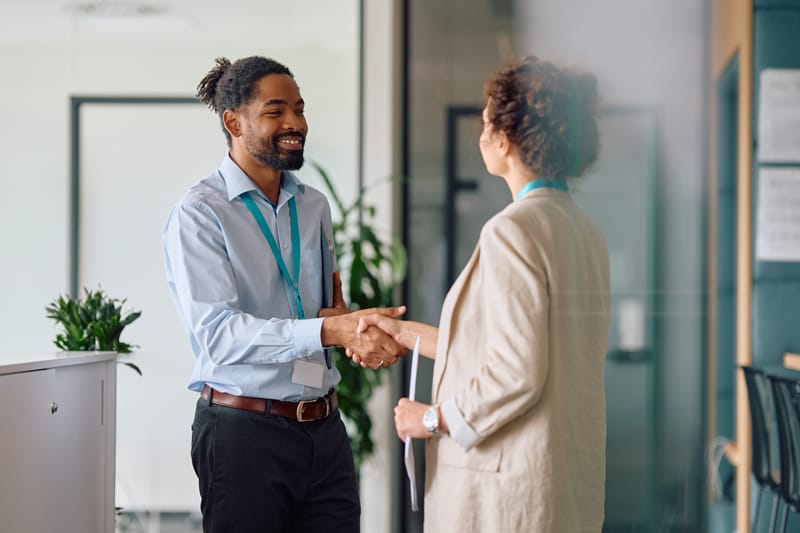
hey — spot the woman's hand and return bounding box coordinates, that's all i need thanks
[348,315,438,364]
[321,306,407,369]
[357,314,402,339]
[394,398,432,440]
[350,315,407,366]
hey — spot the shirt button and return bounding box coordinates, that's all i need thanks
[282,243,289,250]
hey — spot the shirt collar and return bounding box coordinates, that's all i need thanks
[218,153,305,204]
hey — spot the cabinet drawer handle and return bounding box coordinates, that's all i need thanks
[50,402,58,414]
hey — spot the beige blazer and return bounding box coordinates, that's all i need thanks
[424,188,610,533]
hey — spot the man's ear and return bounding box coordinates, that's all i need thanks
[222,109,241,139]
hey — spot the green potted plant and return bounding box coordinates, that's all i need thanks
[45,287,142,375]
[310,161,407,474]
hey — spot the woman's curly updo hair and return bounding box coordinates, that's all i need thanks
[484,56,600,179]
[196,56,294,147]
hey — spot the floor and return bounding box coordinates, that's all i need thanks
[116,512,202,533]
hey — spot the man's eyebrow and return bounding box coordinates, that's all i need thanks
[262,98,305,107]
[262,99,288,107]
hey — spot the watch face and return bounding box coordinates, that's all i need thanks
[423,406,438,432]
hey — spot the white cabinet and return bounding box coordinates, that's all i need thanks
[0,352,116,533]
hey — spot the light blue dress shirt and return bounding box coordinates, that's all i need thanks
[163,155,340,401]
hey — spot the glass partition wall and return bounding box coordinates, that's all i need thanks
[1,0,712,530]
[401,0,710,531]
[400,3,517,530]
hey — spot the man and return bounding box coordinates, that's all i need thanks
[163,55,405,533]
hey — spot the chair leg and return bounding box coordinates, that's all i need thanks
[768,493,781,533]
[754,486,763,529]
[778,503,788,533]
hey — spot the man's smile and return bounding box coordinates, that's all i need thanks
[276,134,305,150]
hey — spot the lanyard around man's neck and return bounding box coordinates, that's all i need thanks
[515,178,569,202]
[241,191,305,319]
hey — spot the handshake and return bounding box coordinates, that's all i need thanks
[319,305,409,370]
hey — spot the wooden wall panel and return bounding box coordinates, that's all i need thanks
[709,2,753,533]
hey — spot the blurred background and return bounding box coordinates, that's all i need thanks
[1,1,799,532]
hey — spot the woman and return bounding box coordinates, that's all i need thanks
[357,56,610,532]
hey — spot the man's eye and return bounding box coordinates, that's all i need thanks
[296,109,305,115]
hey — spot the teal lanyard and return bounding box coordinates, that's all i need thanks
[241,192,305,319]
[515,178,568,201]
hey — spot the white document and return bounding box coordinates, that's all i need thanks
[756,167,800,261]
[404,336,422,512]
[758,69,800,162]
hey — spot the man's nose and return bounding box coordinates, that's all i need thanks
[283,114,305,131]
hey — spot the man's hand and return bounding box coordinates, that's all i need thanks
[348,314,403,367]
[321,306,407,369]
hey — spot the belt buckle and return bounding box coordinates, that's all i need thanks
[296,399,313,422]
[296,397,330,422]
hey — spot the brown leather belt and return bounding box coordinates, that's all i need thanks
[201,385,337,422]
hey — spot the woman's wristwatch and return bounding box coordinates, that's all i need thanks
[422,404,440,435]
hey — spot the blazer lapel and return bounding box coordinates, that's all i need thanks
[432,244,480,400]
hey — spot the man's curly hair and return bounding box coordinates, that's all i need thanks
[483,56,600,179]
[196,56,294,147]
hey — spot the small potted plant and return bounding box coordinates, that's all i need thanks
[45,287,142,375]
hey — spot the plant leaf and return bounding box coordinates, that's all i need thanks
[45,287,142,374]
[118,361,142,376]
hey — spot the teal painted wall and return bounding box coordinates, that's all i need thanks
[752,7,800,366]
[751,3,800,531]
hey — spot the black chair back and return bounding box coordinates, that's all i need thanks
[769,375,800,509]
[743,366,779,488]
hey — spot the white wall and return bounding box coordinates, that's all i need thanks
[0,1,402,527]
[0,0,360,350]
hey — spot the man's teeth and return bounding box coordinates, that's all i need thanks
[280,138,302,144]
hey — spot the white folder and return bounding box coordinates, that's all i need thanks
[404,336,421,511]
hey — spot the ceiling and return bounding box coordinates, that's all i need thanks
[0,0,315,42]
[0,0,516,43]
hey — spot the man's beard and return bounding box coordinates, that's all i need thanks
[247,132,305,170]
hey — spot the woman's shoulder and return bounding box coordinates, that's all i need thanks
[482,194,564,234]
[479,193,604,253]
[478,203,546,254]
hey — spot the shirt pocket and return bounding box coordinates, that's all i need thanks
[300,248,323,316]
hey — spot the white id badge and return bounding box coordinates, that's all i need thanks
[292,359,325,389]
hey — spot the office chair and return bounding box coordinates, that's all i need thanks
[768,374,800,533]
[742,366,782,532]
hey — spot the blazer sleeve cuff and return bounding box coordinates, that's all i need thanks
[441,397,480,451]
